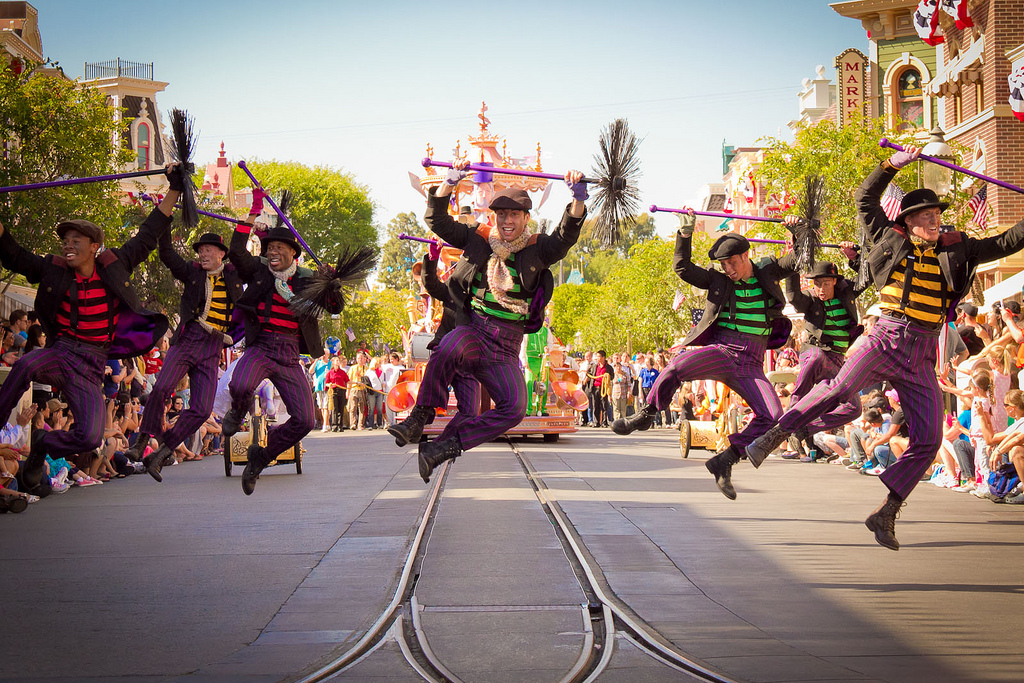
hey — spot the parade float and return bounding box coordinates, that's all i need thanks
[388,104,584,441]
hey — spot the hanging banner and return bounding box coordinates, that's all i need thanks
[835,48,868,128]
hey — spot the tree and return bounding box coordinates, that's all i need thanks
[0,61,134,256]
[561,212,658,286]
[378,212,429,291]
[550,282,601,348]
[757,116,975,246]
[231,160,377,260]
[320,287,408,356]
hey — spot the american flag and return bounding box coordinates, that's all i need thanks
[968,185,988,228]
[881,184,905,221]
[672,289,686,311]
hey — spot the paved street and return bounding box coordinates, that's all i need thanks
[3,428,1023,682]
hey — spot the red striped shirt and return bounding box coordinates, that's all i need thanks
[258,289,299,335]
[56,270,119,345]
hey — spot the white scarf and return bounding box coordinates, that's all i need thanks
[271,261,298,302]
[485,227,532,314]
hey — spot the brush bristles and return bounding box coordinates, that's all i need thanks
[274,189,293,231]
[291,245,379,320]
[790,175,826,271]
[169,108,199,228]
[590,118,642,247]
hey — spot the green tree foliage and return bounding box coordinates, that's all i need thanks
[231,160,377,260]
[757,116,975,245]
[378,211,429,291]
[562,212,658,286]
[0,62,134,255]
[550,282,601,347]
[320,287,408,356]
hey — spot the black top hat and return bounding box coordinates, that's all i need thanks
[808,261,839,279]
[708,233,749,260]
[894,188,949,225]
[56,219,104,245]
[191,232,228,253]
[259,227,302,257]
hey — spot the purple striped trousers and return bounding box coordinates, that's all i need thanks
[438,371,482,443]
[416,312,526,450]
[777,316,942,500]
[139,322,223,449]
[791,346,861,433]
[228,332,314,458]
[649,328,782,451]
[0,337,106,457]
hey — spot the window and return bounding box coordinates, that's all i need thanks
[137,121,150,170]
[895,68,924,131]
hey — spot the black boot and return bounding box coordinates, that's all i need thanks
[125,433,151,463]
[388,405,434,447]
[242,444,273,496]
[705,445,741,500]
[417,437,461,484]
[864,492,905,551]
[745,424,789,468]
[20,434,47,492]
[222,408,244,438]
[143,444,173,483]
[611,404,657,435]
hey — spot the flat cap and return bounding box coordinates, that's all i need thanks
[56,219,104,245]
[707,233,749,260]
[488,188,532,211]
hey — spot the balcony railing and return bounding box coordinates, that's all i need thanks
[84,58,153,81]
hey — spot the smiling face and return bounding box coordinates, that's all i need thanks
[266,240,298,272]
[719,252,753,282]
[62,229,100,272]
[196,244,226,271]
[494,208,529,242]
[904,206,942,243]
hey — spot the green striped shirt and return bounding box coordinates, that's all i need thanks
[470,255,532,323]
[821,297,852,351]
[716,277,771,337]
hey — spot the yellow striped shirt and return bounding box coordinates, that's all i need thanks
[205,274,231,332]
[879,244,948,326]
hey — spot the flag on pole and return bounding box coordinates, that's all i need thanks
[968,185,989,228]
[345,326,356,341]
[1009,65,1024,123]
[881,184,906,221]
[672,289,686,311]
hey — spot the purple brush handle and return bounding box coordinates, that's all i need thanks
[237,161,322,267]
[879,139,1024,195]
[0,168,165,194]
[750,238,844,249]
[399,234,454,248]
[139,194,248,225]
[649,204,783,223]
[422,158,596,184]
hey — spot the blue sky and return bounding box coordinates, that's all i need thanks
[30,0,867,237]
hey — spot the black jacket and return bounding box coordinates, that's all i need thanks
[158,227,245,345]
[674,231,797,349]
[421,252,463,350]
[0,207,170,359]
[785,273,862,350]
[423,188,584,332]
[857,163,1024,315]
[228,226,341,356]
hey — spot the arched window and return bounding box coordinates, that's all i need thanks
[137,121,150,170]
[895,68,924,131]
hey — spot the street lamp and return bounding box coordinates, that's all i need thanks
[920,125,955,196]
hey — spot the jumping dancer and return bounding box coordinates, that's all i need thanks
[0,165,183,492]
[128,226,243,481]
[221,189,343,495]
[610,210,799,501]
[388,159,586,482]
[746,146,1024,549]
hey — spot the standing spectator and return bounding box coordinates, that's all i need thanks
[8,309,28,354]
[610,361,629,422]
[347,353,368,430]
[310,349,332,433]
[365,356,385,429]
[381,352,405,427]
[586,351,613,428]
[326,356,349,432]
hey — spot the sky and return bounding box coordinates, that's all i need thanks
[29,0,868,239]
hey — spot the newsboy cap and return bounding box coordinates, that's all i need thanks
[707,233,749,260]
[56,219,104,245]
[488,188,532,212]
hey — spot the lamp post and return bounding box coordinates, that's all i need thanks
[919,125,955,196]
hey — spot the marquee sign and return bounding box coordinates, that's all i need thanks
[835,48,867,128]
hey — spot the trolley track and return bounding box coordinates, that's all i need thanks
[289,439,740,683]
